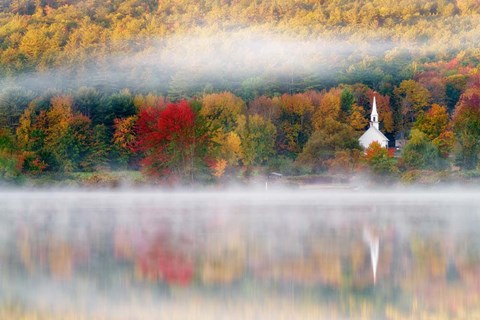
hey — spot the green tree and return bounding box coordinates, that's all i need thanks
[0,88,32,130]
[340,89,355,119]
[97,90,136,129]
[297,119,360,172]
[400,129,442,170]
[445,75,467,113]
[74,87,102,120]
[60,114,94,172]
[86,124,111,170]
[0,128,23,182]
[235,114,277,166]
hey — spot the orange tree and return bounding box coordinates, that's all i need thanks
[364,141,398,176]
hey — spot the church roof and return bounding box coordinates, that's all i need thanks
[359,125,389,142]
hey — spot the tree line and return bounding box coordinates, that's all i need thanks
[1,64,480,184]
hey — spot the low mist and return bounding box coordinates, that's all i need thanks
[0,31,434,94]
[1,189,480,319]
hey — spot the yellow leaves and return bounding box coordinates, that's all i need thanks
[347,103,368,131]
[235,114,277,166]
[45,95,74,148]
[415,104,449,141]
[16,102,35,149]
[225,131,243,156]
[113,116,138,151]
[18,27,49,60]
[220,131,243,166]
[201,92,246,132]
[395,80,431,116]
[312,88,341,131]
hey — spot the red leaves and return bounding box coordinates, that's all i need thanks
[453,88,480,122]
[137,100,195,150]
[136,100,200,177]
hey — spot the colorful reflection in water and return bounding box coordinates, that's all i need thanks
[1,190,480,319]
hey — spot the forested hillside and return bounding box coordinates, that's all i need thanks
[1,0,480,184]
[1,0,480,85]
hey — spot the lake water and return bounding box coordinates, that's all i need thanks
[1,190,480,319]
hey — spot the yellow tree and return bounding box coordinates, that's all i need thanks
[414,104,454,157]
[201,92,246,133]
[394,80,431,131]
[347,103,368,131]
[414,104,449,141]
[235,114,276,166]
[201,92,246,170]
[44,96,73,150]
[312,88,341,131]
[220,131,243,167]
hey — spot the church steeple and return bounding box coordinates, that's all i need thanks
[370,96,379,130]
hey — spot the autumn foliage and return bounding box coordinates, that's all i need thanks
[453,85,480,169]
[136,100,216,181]
[364,141,398,176]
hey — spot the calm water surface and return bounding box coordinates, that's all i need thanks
[1,190,480,319]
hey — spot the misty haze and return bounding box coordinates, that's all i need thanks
[2,190,480,319]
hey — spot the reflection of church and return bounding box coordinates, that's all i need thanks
[359,96,389,149]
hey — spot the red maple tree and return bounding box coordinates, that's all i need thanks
[136,100,216,181]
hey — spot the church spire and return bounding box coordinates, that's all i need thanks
[370,96,379,130]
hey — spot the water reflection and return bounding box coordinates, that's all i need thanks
[363,226,379,285]
[1,191,480,319]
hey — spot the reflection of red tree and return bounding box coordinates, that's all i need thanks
[136,239,194,286]
[115,224,194,286]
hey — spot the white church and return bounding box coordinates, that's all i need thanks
[359,96,389,149]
